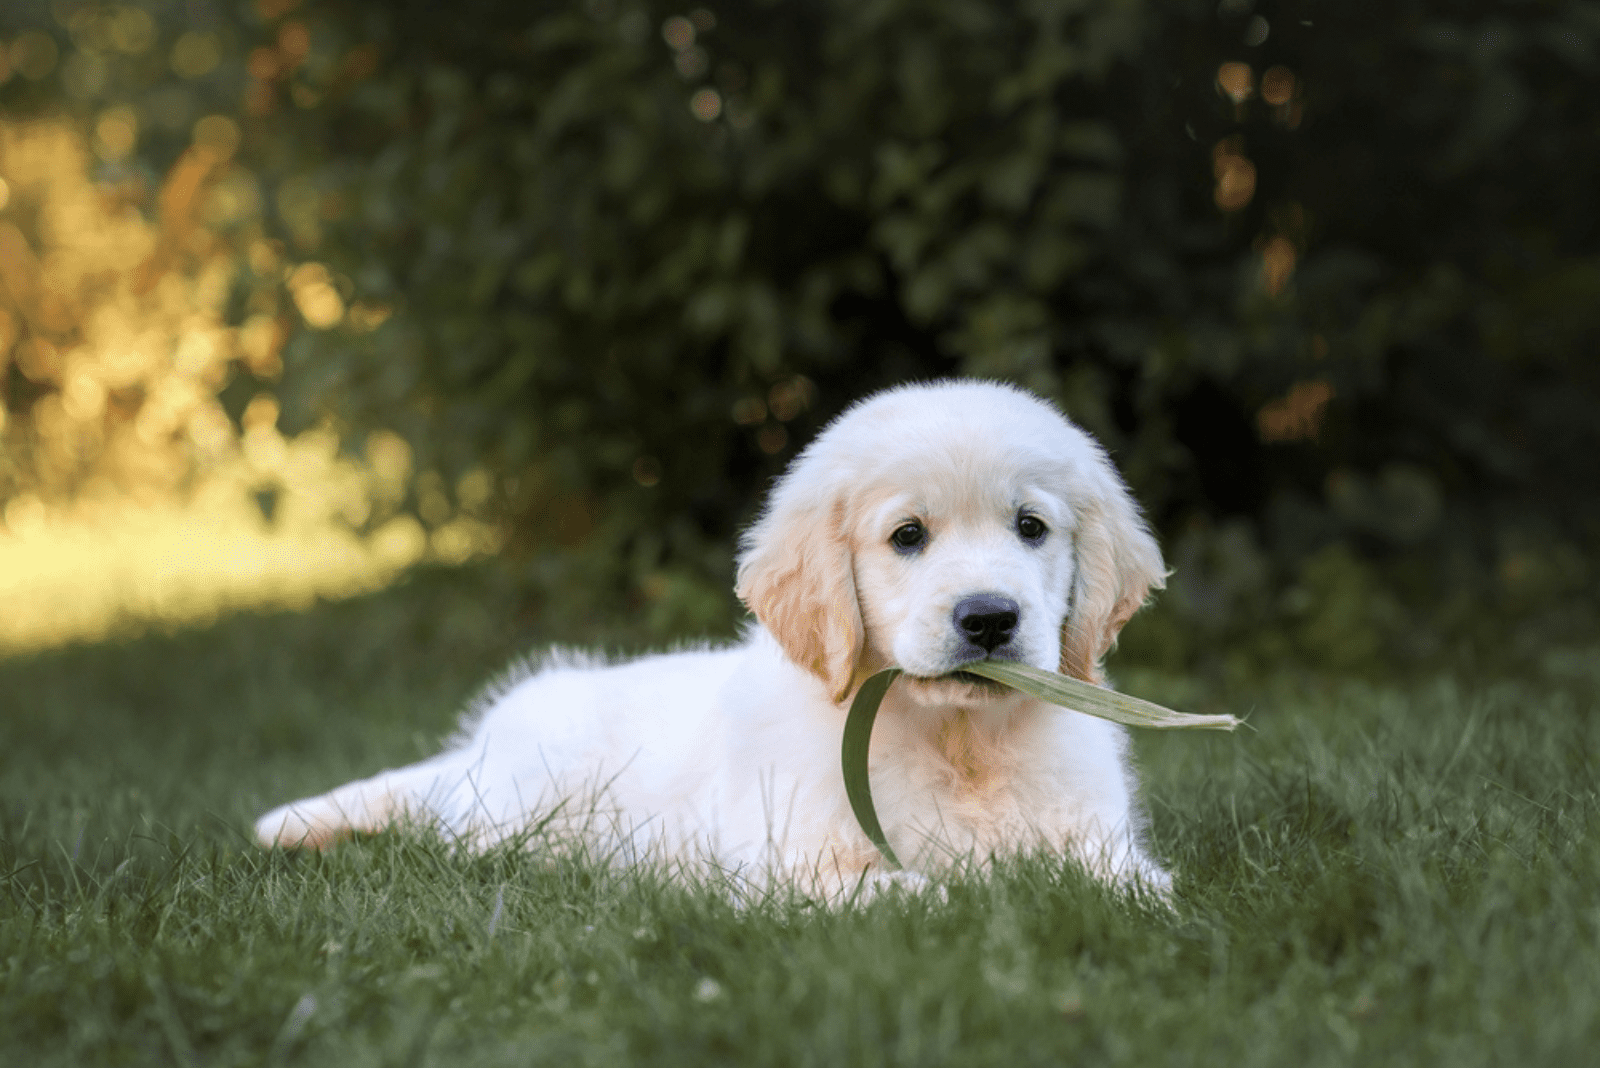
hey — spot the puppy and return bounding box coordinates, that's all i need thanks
[255,381,1170,899]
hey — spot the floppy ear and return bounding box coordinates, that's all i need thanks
[735,497,864,702]
[1060,490,1167,685]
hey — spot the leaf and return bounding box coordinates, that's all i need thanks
[841,667,904,870]
[956,660,1240,731]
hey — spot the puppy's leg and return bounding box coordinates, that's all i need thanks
[1071,822,1173,897]
[254,757,461,850]
[773,838,948,907]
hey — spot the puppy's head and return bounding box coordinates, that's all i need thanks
[736,381,1165,702]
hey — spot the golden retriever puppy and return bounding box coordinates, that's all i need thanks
[255,380,1170,899]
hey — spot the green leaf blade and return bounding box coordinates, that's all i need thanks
[956,660,1240,731]
[841,667,904,870]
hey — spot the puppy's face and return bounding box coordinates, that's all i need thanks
[849,463,1077,708]
[736,382,1165,702]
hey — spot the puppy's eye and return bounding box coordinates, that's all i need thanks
[1017,514,1048,544]
[889,520,928,554]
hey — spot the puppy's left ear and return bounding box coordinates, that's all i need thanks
[736,498,865,702]
[1060,484,1167,685]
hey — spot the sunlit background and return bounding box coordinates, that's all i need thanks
[1,7,500,655]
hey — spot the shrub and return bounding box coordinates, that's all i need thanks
[5,0,1598,667]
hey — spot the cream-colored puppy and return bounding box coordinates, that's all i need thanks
[254,381,1170,899]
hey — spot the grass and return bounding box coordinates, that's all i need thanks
[3,570,1599,1066]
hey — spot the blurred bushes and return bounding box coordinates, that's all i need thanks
[0,0,502,655]
[0,0,286,514]
[5,0,1600,672]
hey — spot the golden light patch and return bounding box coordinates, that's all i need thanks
[0,117,503,656]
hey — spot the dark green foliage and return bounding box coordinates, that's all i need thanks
[4,0,1598,664]
[251,0,1600,661]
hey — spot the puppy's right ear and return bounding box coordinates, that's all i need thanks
[736,498,864,702]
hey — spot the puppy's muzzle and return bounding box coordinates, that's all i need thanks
[952,594,1020,654]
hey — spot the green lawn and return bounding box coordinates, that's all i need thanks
[3,571,1597,1066]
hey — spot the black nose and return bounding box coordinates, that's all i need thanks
[953,594,1020,654]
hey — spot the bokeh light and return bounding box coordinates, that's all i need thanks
[1260,235,1296,296]
[1257,380,1334,443]
[690,87,723,122]
[1217,62,1253,105]
[661,16,696,52]
[11,31,60,81]
[171,31,223,79]
[1260,66,1296,107]
[1212,137,1256,212]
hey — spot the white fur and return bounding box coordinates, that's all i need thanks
[254,381,1170,900]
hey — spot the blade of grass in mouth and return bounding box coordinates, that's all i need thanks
[841,667,904,870]
[956,660,1241,731]
[841,662,1238,871]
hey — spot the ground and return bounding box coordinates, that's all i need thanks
[2,569,1597,1066]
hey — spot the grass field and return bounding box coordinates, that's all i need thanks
[3,570,1598,1066]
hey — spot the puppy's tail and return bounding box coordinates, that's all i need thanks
[254,766,438,850]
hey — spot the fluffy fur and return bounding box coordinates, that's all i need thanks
[254,381,1170,899]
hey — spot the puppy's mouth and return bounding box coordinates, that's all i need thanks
[947,670,1012,697]
[907,656,1023,698]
